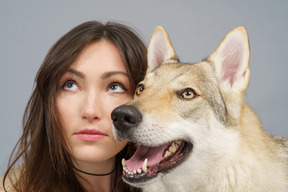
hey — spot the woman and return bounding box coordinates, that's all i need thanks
[1,21,147,192]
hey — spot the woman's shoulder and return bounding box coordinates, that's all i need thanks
[0,165,23,192]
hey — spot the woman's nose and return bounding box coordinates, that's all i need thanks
[81,92,102,121]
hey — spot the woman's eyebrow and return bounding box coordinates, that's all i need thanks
[101,71,128,79]
[66,69,128,79]
[67,69,85,78]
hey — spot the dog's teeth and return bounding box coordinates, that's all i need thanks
[142,158,148,173]
[169,143,177,153]
[123,167,130,174]
[164,151,172,158]
[137,169,142,174]
[121,158,126,167]
[174,142,179,148]
[123,159,147,175]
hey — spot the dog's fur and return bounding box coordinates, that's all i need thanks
[112,26,288,191]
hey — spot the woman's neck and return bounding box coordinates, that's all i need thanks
[78,173,115,192]
[74,158,117,192]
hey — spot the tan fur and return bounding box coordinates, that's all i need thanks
[112,26,288,191]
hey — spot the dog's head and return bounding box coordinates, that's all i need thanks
[112,26,250,187]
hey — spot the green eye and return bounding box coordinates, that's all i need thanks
[178,88,197,100]
[135,84,144,96]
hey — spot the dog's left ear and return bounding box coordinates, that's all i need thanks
[147,26,178,72]
[208,26,250,92]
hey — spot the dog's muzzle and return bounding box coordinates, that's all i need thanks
[111,105,142,132]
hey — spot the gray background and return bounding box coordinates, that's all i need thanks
[0,0,287,175]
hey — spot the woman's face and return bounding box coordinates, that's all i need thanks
[57,40,131,165]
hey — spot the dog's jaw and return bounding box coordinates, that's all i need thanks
[121,140,193,183]
[112,113,195,187]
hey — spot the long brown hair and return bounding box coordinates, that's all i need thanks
[3,21,147,192]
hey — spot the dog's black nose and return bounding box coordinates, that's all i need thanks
[111,105,142,132]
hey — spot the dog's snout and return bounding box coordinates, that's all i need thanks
[111,105,142,132]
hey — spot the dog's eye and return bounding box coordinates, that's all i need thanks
[178,88,197,100]
[135,84,145,96]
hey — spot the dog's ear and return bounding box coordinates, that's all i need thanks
[208,26,250,92]
[147,26,178,72]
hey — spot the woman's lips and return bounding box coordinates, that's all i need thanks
[75,129,107,142]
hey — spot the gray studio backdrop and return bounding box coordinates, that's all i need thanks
[1,0,287,175]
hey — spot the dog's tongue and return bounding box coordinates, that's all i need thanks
[126,144,169,171]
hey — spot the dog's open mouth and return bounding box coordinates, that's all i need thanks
[121,140,193,183]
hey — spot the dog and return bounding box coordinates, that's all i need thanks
[111,26,288,191]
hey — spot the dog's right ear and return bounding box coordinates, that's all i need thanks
[208,26,250,93]
[147,26,178,72]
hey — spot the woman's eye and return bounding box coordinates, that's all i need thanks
[109,83,127,93]
[63,80,78,91]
